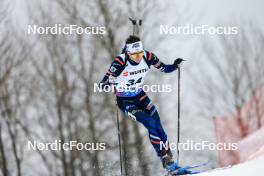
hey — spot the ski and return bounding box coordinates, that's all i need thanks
[166,168,206,176]
[180,161,209,170]
[166,162,209,176]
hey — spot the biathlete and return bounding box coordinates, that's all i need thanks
[100,35,190,175]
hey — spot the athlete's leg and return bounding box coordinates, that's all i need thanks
[117,97,167,156]
[137,94,180,172]
[138,94,168,145]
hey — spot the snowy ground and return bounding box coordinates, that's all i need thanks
[195,155,264,176]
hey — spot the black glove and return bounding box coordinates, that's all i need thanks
[173,58,185,67]
[99,79,111,89]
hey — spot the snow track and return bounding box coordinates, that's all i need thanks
[195,155,264,176]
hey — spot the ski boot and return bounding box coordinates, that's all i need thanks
[161,149,193,175]
[161,149,178,175]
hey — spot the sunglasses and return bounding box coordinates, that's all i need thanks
[129,51,144,60]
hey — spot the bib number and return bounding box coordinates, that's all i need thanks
[126,77,142,86]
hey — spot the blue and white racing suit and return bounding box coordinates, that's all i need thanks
[101,50,177,156]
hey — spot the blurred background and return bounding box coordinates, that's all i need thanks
[0,0,264,175]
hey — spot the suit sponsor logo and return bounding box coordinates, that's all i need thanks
[132,43,140,48]
[110,66,117,72]
[123,71,129,77]
[127,112,136,121]
[129,68,148,75]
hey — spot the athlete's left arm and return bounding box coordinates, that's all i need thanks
[145,51,179,73]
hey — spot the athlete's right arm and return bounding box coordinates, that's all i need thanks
[99,57,125,86]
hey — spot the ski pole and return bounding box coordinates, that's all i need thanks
[176,66,181,164]
[176,59,185,163]
[116,105,123,176]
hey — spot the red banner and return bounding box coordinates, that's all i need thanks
[214,84,264,166]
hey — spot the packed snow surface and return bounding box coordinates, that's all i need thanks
[196,155,264,176]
